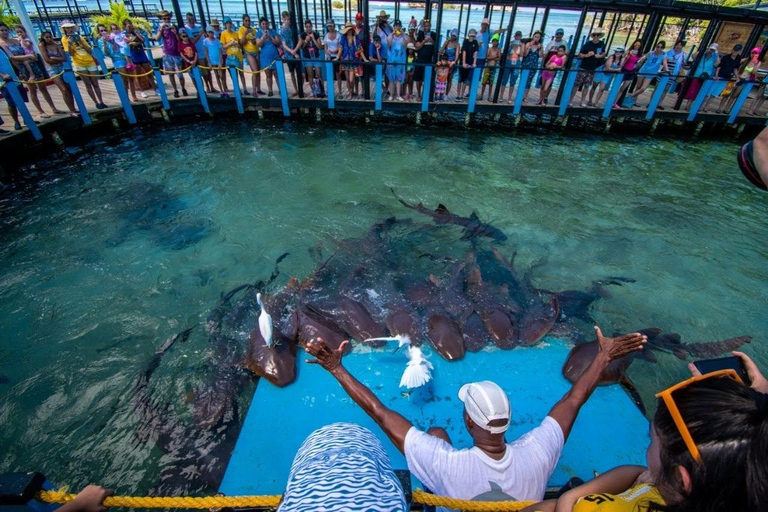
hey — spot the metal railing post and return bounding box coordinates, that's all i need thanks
[602,75,624,118]
[91,47,109,76]
[228,65,244,114]
[468,65,480,113]
[6,81,42,140]
[111,69,137,123]
[513,69,530,115]
[62,61,92,125]
[645,75,670,119]
[325,60,335,108]
[154,67,170,109]
[728,82,754,123]
[275,60,290,116]
[375,63,382,110]
[687,80,713,122]
[557,69,577,116]
[191,66,210,114]
[421,65,432,112]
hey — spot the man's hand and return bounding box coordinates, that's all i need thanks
[306,337,349,373]
[596,326,646,361]
[688,351,768,394]
[62,485,113,512]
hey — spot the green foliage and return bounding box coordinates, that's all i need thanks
[0,0,21,27]
[89,1,152,37]
[332,1,344,9]
[721,0,754,6]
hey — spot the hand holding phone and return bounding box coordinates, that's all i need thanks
[692,356,750,384]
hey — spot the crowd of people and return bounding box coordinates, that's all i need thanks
[1,10,768,134]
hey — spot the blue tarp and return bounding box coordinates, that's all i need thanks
[220,338,648,496]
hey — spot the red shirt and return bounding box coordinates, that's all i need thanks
[179,41,197,62]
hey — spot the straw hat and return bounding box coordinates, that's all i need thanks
[340,22,355,35]
[60,21,77,29]
[378,10,389,19]
[157,9,172,17]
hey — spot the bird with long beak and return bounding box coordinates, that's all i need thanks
[256,293,274,347]
[364,334,434,388]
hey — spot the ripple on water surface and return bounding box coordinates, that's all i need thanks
[0,119,765,493]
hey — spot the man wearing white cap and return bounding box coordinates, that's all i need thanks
[475,18,504,69]
[307,327,646,506]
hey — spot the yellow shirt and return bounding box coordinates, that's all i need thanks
[61,34,95,68]
[574,484,665,512]
[237,26,259,53]
[219,29,243,58]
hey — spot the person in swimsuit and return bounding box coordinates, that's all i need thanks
[38,30,77,115]
[480,33,501,101]
[440,28,460,98]
[538,44,567,105]
[522,30,543,103]
[256,17,281,97]
[0,23,62,118]
[96,24,138,103]
[614,39,642,109]
[724,47,761,114]
[629,41,668,105]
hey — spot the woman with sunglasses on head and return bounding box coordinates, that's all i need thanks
[523,353,768,512]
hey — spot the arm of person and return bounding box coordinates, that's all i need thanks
[462,49,468,67]
[472,50,477,66]
[134,31,145,43]
[548,327,646,441]
[689,350,768,393]
[38,41,54,64]
[239,28,248,46]
[155,25,164,42]
[306,338,413,453]
[56,486,113,512]
[553,466,647,512]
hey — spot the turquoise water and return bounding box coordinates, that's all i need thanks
[0,119,766,495]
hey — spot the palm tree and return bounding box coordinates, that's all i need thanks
[89,1,152,37]
[0,0,20,27]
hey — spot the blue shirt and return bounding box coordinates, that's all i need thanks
[369,41,388,60]
[477,29,491,59]
[184,24,205,56]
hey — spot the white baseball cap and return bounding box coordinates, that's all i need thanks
[458,381,511,434]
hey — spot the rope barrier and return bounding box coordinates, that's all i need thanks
[116,69,156,78]
[36,488,537,511]
[161,66,193,75]
[19,71,65,85]
[235,61,277,74]
[74,70,111,78]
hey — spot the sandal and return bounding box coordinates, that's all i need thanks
[38,113,51,119]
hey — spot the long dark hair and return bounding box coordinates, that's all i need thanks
[652,378,768,512]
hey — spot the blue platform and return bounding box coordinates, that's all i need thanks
[220,338,649,497]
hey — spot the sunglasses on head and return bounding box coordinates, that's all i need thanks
[655,369,744,465]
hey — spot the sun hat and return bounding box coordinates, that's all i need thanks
[407,42,415,50]
[60,21,77,28]
[555,28,564,35]
[450,28,458,36]
[355,12,363,21]
[458,381,511,434]
[591,27,604,36]
[211,19,220,26]
[614,46,625,53]
[468,28,477,36]
[378,10,389,19]
[481,17,490,25]
[222,16,232,24]
[340,22,355,34]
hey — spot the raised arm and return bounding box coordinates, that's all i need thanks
[306,338,414,453]
[548,327,646,441]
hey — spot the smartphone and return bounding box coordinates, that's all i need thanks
[693,356,750,384]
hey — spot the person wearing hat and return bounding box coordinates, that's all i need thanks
[439,29,460,97]
[354,12,366,47]
[306,329,645,505]
[413,18,436,100]
[203,26,227,96]
[703,44,743,113]
[155,10,188,98]
[544,28,570,55]
[479,33,501,101]
[570,27,606,107]
[500,30,524,104]
[322,19,343,98]
[475,17,503,69]
[681,42,719,111]
[59,21,108,109]
[298,20,324,97]
[723,45,762,114]
[372,10,392,43]
[220,16,249,94]
[591,46,623,108]
[338,21,366,99]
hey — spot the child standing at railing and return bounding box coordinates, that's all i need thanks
[178,30,198,69]
[405,43,416,99]
[480,33,500,101]
[204,27,227,97]
[435,53,450,101]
